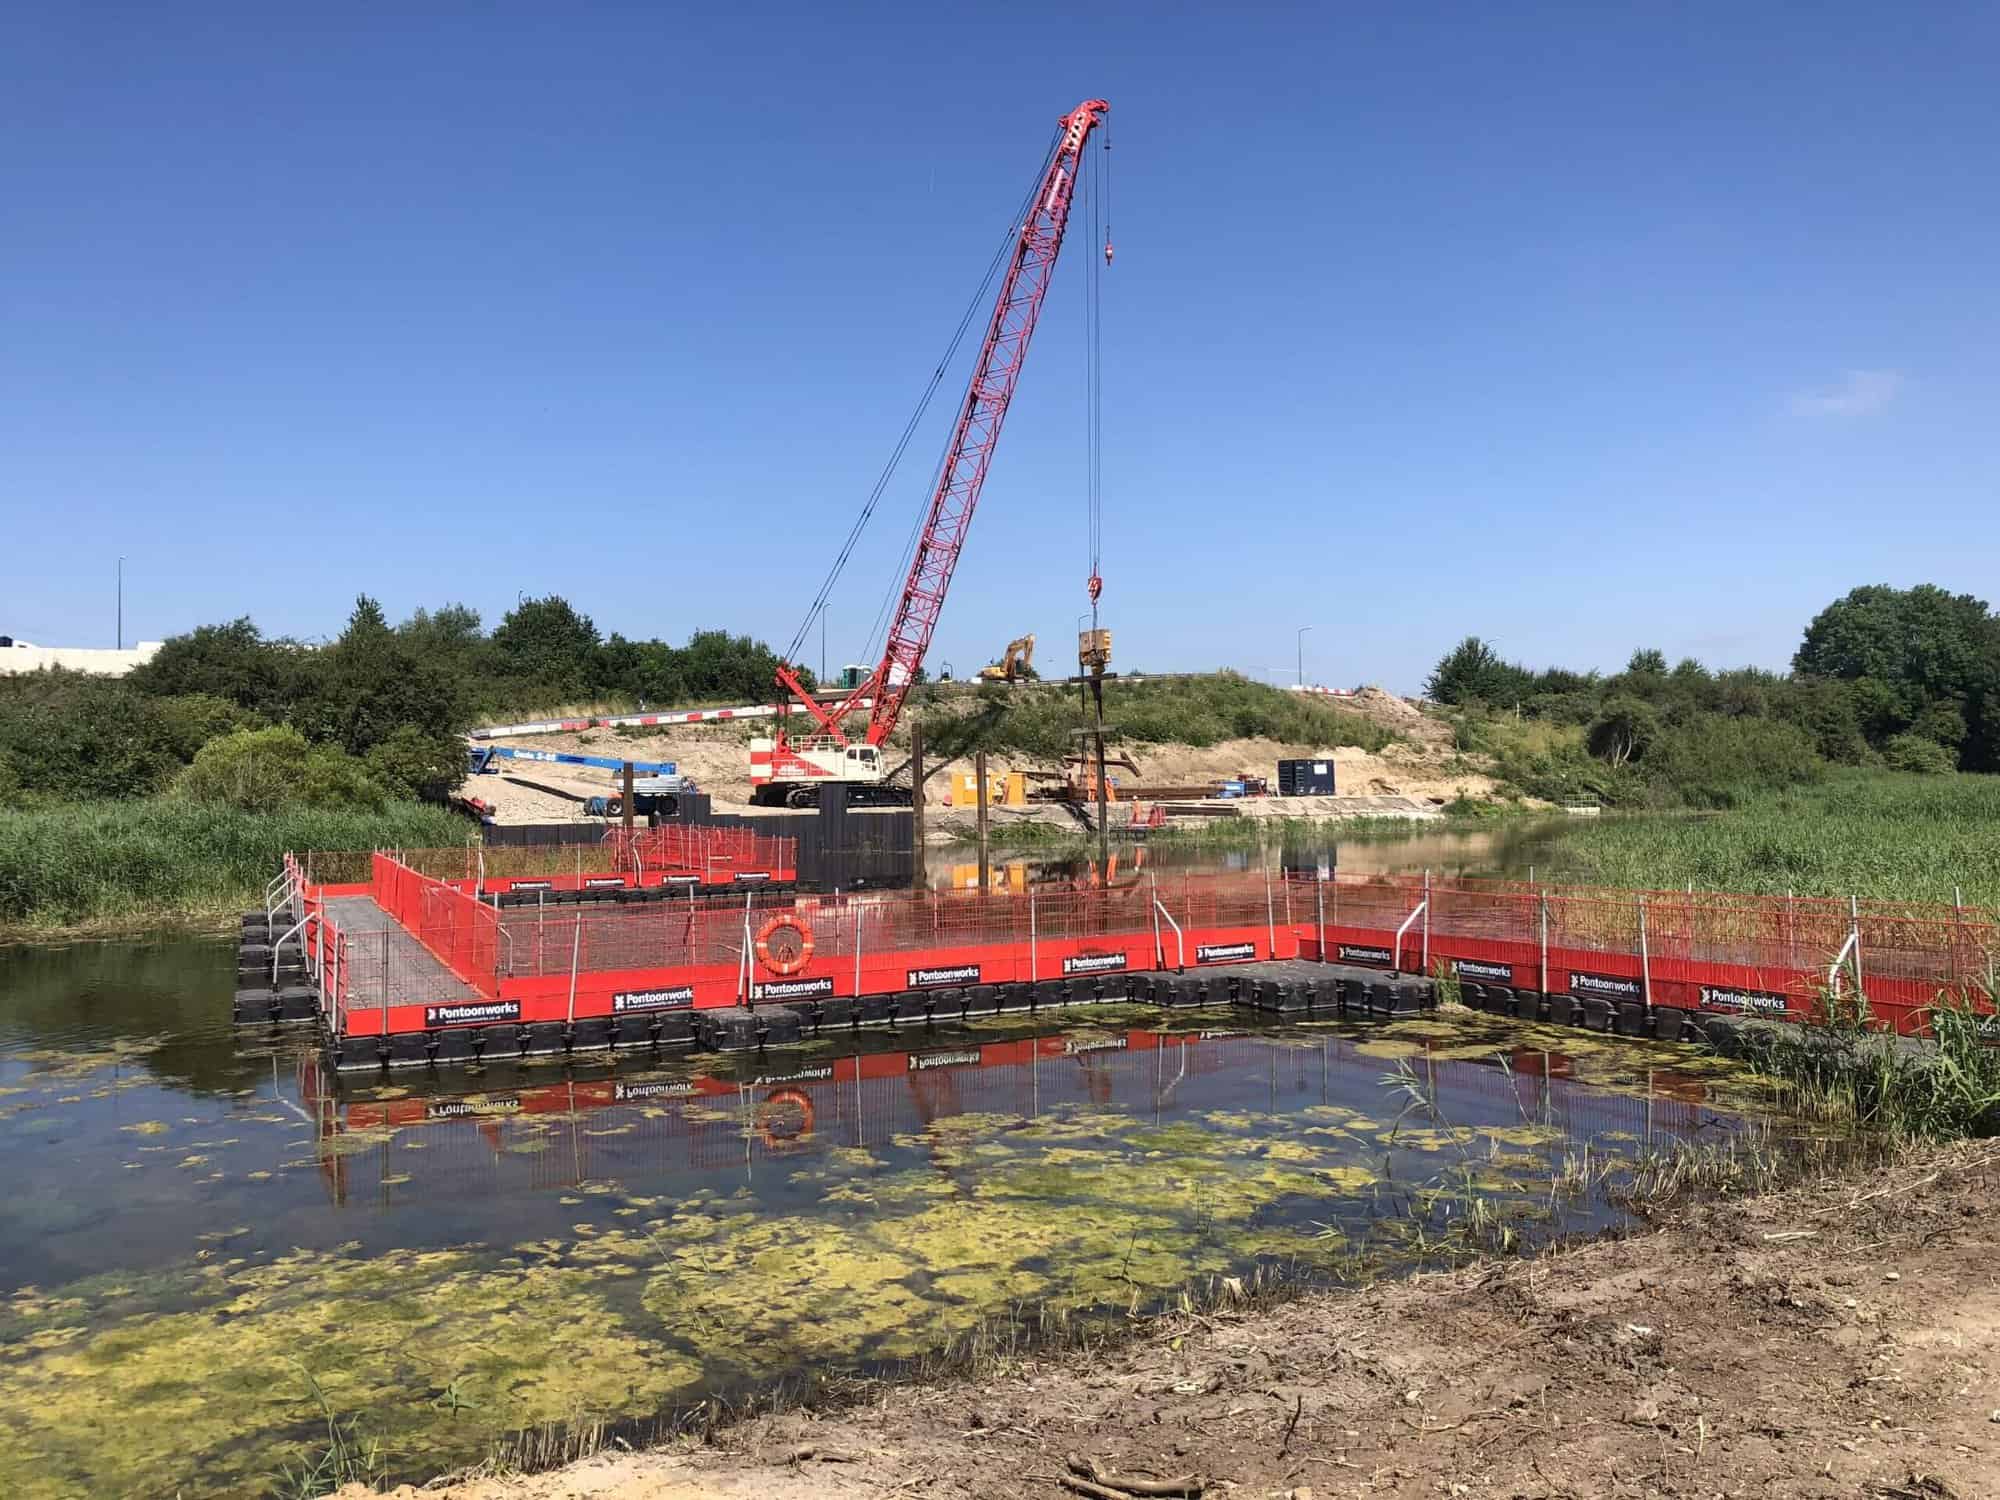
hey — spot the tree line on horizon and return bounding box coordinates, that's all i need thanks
[0,595,800,812]
[1425,583,2000,807]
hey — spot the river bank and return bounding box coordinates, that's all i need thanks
[357,1137,2000,1500]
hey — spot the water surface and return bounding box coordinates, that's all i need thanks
[934,813,1594,891]
[0,924,1781,1497]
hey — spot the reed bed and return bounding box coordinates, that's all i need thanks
[1553,771,2000,907]
[0,799,467,933]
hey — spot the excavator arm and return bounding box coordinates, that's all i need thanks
[979,633,1036,682]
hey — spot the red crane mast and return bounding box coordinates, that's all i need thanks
[772,99,1109,764]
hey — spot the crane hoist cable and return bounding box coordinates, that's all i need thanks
[784,129,1064,673]
[1083,116,1109,618]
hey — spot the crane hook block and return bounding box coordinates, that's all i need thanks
[1103,237,1114,266]
[1087,573,1102,603]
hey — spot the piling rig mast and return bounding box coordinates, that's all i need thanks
[751,98,1111,807]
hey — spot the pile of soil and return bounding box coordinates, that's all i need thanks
[472,689,1504,822]
[357,1141,1999,1498]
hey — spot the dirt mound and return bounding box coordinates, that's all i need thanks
[466,688,1497,820]
[1347,684,1453,746]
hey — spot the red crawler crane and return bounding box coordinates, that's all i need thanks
[750,98,1111,806]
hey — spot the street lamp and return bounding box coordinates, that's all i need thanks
[1296,625,1312,687]
[117,556,126,650]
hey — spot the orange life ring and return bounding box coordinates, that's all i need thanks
[754,913,815,975]
[754,1087,815,1150]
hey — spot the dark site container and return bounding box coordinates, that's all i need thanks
[1277,758,1336,796]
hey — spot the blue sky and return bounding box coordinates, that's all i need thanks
[4,3,1996,695]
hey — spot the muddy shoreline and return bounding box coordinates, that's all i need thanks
[369,1140,2000,1500]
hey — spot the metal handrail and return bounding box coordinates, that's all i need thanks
[263,868,291,925]
[1153,896,1185,972]
[1392,898,1428,976]
[1827,929,1860,1002]
[270,913,309,986]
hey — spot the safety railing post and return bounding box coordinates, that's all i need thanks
[1315,873,1326,962]
[1028,889,1037,983]
[1538,890,1550,999]
[379,930,391,1037]
[852,903,865,997]
[331,931,344,1033]
[1638,894,1652,1009]
[1850,894,1864,1010]
[1952,885,1964,991]
[1265,868,1275,959]
[565,914,582,1026]
[1421,868,1431,972]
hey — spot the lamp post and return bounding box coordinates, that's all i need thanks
[1296,625,1312,687]
[116,556,126,650]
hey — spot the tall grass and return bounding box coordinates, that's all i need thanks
[1710,988,2000,1141]
[1551,770,2000,906]
[0,799,468,934]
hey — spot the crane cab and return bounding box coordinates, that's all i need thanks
[750,736,900,807]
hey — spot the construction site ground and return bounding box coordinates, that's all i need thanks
[465,688,1506,831]
[347,1138,2000,1500]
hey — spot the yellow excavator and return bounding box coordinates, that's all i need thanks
[978,633,1036,683]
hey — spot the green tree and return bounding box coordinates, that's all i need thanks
[0,674,187,799]
[153,694,259,759]
[1795,584,1991,698]
[172,726,387,813]
[290,595,466,762]
[398,603,483,658]
[492,595,600,693]
[1908,697,1968,752]
[1645,716,1822,807]
[1424,637,1530,706]
[364,725,466,801]
[1585,696,1662,767]
[1794,584,2000,768]
[127,618,307,719]
[1882,733,1956,775]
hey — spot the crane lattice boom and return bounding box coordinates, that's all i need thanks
[775,98,1109,751]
